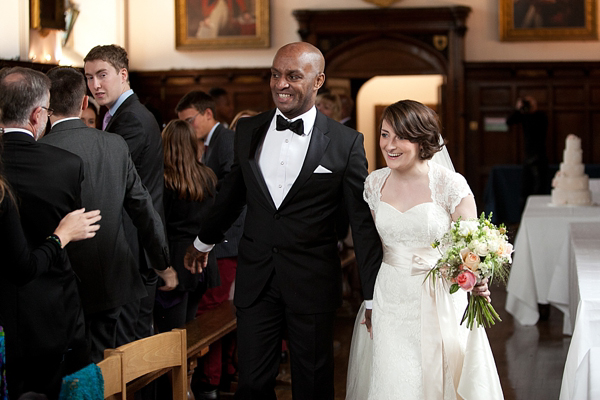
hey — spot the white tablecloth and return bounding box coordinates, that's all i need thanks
[559,222,600,400]
[505,195,600,334]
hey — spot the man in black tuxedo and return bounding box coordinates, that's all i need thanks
[0,67,89,399]
[41,67,177,362]
[84,45,166,342]
[185,42,382,400]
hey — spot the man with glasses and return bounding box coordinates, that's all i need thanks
[176,90,244,399]
[0,66,89,399]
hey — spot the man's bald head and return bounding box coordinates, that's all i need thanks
[270,42,326,119]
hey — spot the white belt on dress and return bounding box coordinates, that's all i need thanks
[382,246,464,400]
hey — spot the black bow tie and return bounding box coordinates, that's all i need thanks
[276,115,304,136]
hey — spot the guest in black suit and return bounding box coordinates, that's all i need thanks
[0,174,100,286]
[154,119,217,333]
[41,67,177,362]
[0,67,95,400]
[185,42,382,400]
[176,90,245,398]
[84,45,166,342]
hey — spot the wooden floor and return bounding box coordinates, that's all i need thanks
[221,283,570,400]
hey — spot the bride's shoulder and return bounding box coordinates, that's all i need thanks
[364,168,389,208]
[430,162,468,186]
[365,167,390,189]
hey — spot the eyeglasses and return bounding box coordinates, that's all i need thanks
[41,106,54,117]
[184,112,201,124]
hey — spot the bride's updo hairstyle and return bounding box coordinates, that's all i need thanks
[380,100,445,160]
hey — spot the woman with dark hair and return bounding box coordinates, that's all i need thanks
[346,100,503,399]
[80,100,98,129]
[154,119,217,332]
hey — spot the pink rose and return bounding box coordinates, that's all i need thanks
[456,269,477,292]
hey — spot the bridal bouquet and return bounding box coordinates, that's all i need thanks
[427,213,512,330]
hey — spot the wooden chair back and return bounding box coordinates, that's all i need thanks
[113,328,187,399]
[97,352,125,399]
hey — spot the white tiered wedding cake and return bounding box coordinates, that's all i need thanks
[551,134,592,206]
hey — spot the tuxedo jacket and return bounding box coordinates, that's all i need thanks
[105,93,166,271]
[0,131,86,360]
[203,123,245,260]
[199,110,383,313]
[42,119,170,314]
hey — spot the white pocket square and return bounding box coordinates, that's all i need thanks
[314,165,332,174]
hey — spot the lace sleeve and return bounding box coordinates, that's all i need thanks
[363,168,389,211]
[430,163,473,215]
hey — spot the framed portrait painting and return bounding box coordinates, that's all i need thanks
[175,0,270,50]
[499,0,597,41]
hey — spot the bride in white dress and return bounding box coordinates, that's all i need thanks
[346,100,504,400]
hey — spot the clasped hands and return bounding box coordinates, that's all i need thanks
[362,278,491,338]
[184,244,209,274]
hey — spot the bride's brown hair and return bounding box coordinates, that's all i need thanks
[380,100,445,160]
[162,119,216,202]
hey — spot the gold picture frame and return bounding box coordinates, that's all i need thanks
[175,0,270,50]
[30,0,66,31]
[499,0,597,41]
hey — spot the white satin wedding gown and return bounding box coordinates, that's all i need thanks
[346,161,504,400]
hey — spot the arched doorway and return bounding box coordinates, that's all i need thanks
[294,6,471,171]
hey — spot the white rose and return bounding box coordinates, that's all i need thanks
[487,238,501,253]
[471,239,488,256]
[458,220,479,236]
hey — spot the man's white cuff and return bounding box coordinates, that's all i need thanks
[364,300,373,309]
[194,237,214,252]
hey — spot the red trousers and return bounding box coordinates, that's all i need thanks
[197,256,238,385]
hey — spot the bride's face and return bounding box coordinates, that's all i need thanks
[380,119,420,171]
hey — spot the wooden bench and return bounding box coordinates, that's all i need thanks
[125,300,237,399]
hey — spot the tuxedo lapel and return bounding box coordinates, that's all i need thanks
[248,111,277,210]
[279,112,330,210]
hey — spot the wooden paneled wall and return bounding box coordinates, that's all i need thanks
[129,68,273,126]
[464,62,600,200]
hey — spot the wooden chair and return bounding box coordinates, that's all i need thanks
[104,328,187,399]
[97,352,125,399]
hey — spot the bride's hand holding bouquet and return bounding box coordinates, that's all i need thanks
[427,213,512,330]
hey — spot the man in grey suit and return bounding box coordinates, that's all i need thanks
[41,66,177,362]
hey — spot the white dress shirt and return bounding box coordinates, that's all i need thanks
[193,106,317,252]
[258,107,316,209]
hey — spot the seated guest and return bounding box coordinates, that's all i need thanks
[80,98,99,128]
[41,66,177,363]
[0,66,90,400]
[316,92,342,121]
[154,119,217,332]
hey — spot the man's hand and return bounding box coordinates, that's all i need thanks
[361,308,373,339]
[184,244,208,274]
[155,267,178,291]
